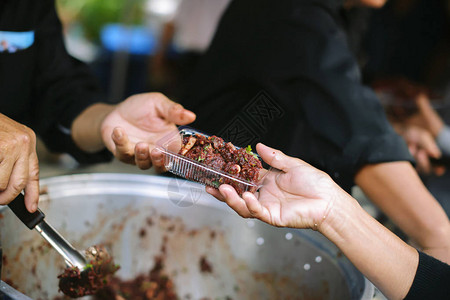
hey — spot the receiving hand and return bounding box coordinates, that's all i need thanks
[206,143,344,230]
[0,113,39,212]
[101,93,196,170]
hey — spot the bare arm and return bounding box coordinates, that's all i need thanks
[71,103,115,153]
[355,161,450,263]
[321,193,418,300]
[207,143,419,299]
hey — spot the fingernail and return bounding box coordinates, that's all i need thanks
[31,202,38,212]
[113,129,122,139]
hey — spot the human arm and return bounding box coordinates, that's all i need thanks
[32,2,195,168]
[261,4,450,260]
[355,162,450,264]
[208,143,419,300]
[72,92,196,169]
[0,114,39,212]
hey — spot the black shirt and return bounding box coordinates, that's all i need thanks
[181,0,413,191]
[404,251,450,300]
[0,0,111,163]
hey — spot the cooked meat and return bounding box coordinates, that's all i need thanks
[178,134,263,194]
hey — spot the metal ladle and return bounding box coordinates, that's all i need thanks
[7,193,117,297]
[7,193,88,270]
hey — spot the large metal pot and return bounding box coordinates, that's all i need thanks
[0,174,374,299]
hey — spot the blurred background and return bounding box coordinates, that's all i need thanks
[55,0,230,103]
[42,0,450,207]
[52,0,450,116]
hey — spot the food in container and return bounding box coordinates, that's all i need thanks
[156,127,269,195]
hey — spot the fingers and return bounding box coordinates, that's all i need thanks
[134,142,152,170]
[416,94,444,137]
[24,151,40,212]
[167,103,196,125]
[218,185,253,218]
[205,186,224,201]
[0,156,28,206]
[150,148,167,173]
[153,94,196,125]
[415,149,432,175]
[419,129,441,159]
[256,143,304,171]
[0,158,15,191]
[241,191,271,223]
[112,127,135,164]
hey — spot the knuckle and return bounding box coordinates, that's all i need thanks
[11,179,26,194]
[29,167,40,179]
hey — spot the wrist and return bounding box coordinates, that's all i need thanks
[72,103,116,152]
[317,187,361,241]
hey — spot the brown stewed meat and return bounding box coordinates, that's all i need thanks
[178,134,262,194]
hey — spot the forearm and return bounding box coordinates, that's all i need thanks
[320,193,418,300]
[355,162,450,261]
[71,103,115,152]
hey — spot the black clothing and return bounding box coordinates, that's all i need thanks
[404,251,450,300]
[0,0,111,163]
[363,0,449,88]
[181,0,412,191]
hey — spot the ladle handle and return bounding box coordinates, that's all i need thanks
[8,193,45,229]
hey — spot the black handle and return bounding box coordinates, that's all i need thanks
[7,193,45,230]
[430,155,450,167]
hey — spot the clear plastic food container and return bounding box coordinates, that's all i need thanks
[156,126,270,194]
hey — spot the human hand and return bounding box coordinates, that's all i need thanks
[394,124,444,176]
[101,92,196,170]
[0,114,39,212]
[206,143,346,231]
[403,94,444,137]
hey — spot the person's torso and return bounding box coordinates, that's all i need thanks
[0,0,41,124]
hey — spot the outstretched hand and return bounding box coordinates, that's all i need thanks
[206,143,343,230]
[101,93,196,170]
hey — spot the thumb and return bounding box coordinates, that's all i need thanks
[167,103,196,125]
[256,143,305,171]
[419,130,442,159]
[24,152,40,213]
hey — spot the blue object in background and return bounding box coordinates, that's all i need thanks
[0,30,34,53]
[100,23,156,55]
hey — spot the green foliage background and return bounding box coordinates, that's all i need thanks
[57,0,145,43]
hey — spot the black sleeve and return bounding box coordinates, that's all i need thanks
[32,0,112,164]
[404,250,450,300]
[244,1,413,180]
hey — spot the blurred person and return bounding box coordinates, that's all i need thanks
[372,78,449,176]
[179,0,450,263]
[0,0,196,212]
[363,0,450,89]
[150,0,231,96]
[206,143,450,300]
